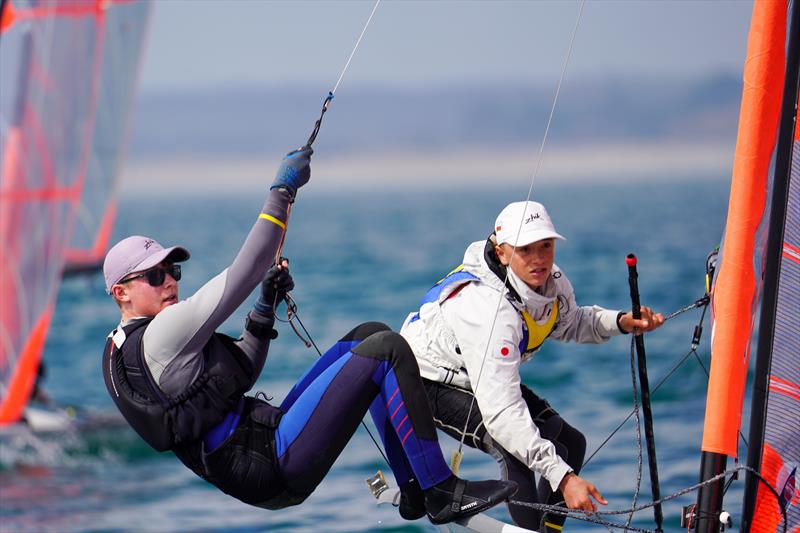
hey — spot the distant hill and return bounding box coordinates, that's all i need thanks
[129,73,742,159]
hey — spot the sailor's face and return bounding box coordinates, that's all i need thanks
[115,261,180,316]
[495,239,555,289]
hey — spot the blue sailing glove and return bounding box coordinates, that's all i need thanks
[254,261,295,315]
[270,147,313,199]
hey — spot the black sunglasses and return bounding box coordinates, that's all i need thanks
[120,264,181,287]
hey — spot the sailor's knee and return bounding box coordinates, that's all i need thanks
[563,421,587,466]
[540,415,586,470]
[353,330,417,366]
[340,321,391,343]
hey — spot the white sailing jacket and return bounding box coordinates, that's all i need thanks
[400,239,624,491]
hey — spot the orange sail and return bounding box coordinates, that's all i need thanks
[698,0,799,530]
[701,0,787,458]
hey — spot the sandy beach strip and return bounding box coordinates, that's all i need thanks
[121,140,734,193]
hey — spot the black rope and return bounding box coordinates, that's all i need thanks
[303,92,334,150]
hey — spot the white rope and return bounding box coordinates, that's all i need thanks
[332,0,381,95]
[455,0,587,455]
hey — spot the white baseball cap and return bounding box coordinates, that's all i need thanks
[494,201,565,246]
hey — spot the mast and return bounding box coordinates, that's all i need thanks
[741,0,800,529]
[694,1,789,531]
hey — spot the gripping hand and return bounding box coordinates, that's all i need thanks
[270,147,313,199]
[254,260,295,315]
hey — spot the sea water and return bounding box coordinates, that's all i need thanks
[1,177,749,532]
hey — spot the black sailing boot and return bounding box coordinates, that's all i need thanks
[424,475,518,525]
[398,479,426,520]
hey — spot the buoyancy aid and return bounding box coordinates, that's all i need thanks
[410,241,559,357]
[102,317,254,452]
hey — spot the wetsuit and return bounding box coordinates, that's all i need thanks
[104,188,452,508]
[401,238,626,531]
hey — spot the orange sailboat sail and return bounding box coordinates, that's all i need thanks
[696,0,799,531]
[0,0,151,424]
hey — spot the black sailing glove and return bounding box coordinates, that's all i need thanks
[270,147,313,199]
[254,261,295,316]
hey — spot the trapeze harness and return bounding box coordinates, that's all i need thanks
[101,318,277,490]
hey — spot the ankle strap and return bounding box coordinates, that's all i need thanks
[450,479,466,513]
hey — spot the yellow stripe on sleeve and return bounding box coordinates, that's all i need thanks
[259,213,286,230]
[544,522,563,531]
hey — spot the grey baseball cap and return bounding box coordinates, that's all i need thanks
[103,235,190,293]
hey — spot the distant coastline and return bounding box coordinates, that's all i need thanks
[121,140,734,193]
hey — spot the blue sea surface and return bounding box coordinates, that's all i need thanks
[1,177,753,532]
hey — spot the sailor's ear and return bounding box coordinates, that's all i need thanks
[495,243,511,266]
[111,284,131,304]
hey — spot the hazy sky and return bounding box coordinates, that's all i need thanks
[139,0,755,93]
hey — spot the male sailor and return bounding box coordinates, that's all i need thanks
[100,148,516,524]
[400,200,664,531]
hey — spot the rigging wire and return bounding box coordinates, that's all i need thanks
[303,0,381,149]
[278,0,381,256]
[332,0,380,95]
[453,0,587,465]
[583,297,748,469]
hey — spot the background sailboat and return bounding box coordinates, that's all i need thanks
[0,0,151,429]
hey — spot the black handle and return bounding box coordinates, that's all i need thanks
[304,92,334,149]
[626,253,664,532]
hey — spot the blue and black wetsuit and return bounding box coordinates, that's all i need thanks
[103,187,514,519]
[267,321,451,506]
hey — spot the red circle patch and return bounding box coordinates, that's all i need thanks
[500,347,510,356]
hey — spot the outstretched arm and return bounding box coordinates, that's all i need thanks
[143,149,312,393]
